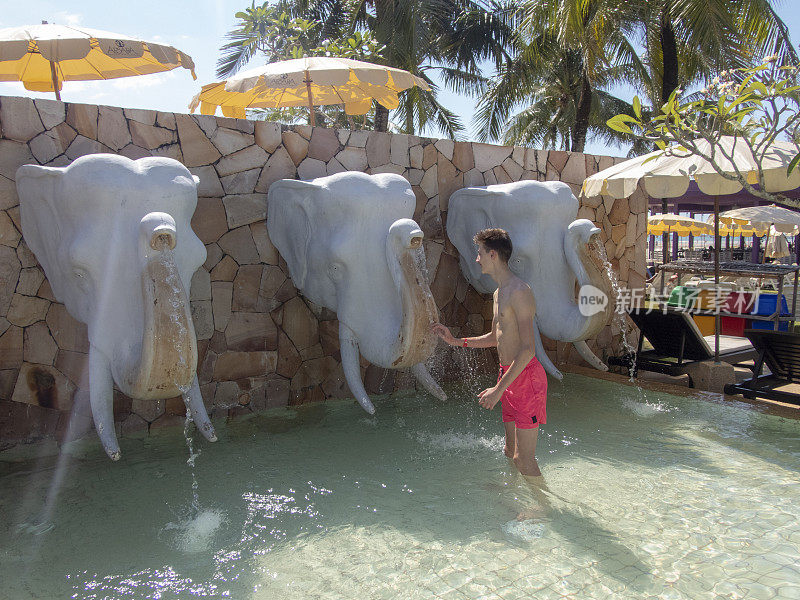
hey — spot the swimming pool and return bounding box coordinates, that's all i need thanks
[1,373,799,599]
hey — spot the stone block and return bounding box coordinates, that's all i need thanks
[212,281,233,332]
[1,96,44,141]
[437,157,461,212]
[193,114,218,138]
[6,294,49,327]
[248,374,290,410]
[15,268,44,296]
[259,265,286,309]
[123,108,156,125]
[152,143,183,163]
[348,130,369,147]
[254,121,282,152]
[190,300,214,341]
[255,147,296,193]
[560,152,586,184]
[336,147,368,171]
[409,145,424,169]
[220,169,260,195]
[0,210,20,247]
[175,113,221,167]
[280,296,319,350]
[282,130,309,165]
[0,139,35,180]
[222,194,266,229]
[217,116,254,134]
[685,360,736,393]
[190,268,212,301]
[211,127,253,154]
[34,98,66,129]
[420,164,438,197]
[548,150,569,173]
[28,130,64,164]
[45,304,88,353]
[66,103,98,138]
[119,143,150,161]
[216,145,268,177]
[97,106,131,150]
[190,165,224,197]
[327,157,346,175]
[501,157,523,181]
[11,362,75,410]
[371,164,404,175]
[431,252,459,307]
[473,143,512,172]
[218,226,260,265]
[131,397,165,423]
[191,197,228,244]
[452,142,474,172]
[0,175,17,211]
[420,195,443,240]
[204,243,223,271]
[23,321,57,365]
[225,312,277,351]
[210,255,238,281]
[434,139,454,161]
[276,329,302,378]
[366,131,391,168]
[214,351,277,381]
[297,157,327,179]
[422,143,437,169]
[422,240,443,284]
[232,264,263,311]
[608,197,630,226]
[308,128,340,162]
[65,135,111,160]
[251,221,279,264]
[0,325,23,369]
[156,111,176,129]
[17,241,37,268]
[463,168,484,187]
[390,134,410,167]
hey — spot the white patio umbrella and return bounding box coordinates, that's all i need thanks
[719,204,800,263]
[581,135,800,361]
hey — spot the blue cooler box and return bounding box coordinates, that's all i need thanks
[750,292,789,331]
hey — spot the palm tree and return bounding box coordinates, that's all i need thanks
[219,0,513,137]
[477,0,633,152]
[621,0,798,109]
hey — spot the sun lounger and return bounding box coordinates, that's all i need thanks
[609,308,757,384]
[724,329,800,405]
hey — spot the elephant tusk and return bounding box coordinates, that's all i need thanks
[182,376,217,442]
[533,319,563,380]
[88,346,121,461]
[410,363,447,401]
[572,340,608,372]
[339,323,376,414]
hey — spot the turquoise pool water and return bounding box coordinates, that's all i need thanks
[1,374,799,599]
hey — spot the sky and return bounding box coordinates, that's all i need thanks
[1,1,799,158]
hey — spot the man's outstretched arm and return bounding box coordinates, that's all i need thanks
[432,323,497,348]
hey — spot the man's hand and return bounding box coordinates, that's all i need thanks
[432,323,459,346]
[477,385,503,410]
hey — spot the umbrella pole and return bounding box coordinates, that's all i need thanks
[304,70,315,126]
[660,199,668,296]
[714,196,720,363]
[49,60,61,102]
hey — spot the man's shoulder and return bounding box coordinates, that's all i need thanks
[509,278,535,310]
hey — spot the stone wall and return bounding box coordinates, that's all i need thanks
[0,95,647,451]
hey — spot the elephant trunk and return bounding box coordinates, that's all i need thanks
[385,219,439,368]
[117,212,198,398]
[562,219,614,341]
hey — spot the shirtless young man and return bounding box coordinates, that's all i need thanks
[432,228,547,477]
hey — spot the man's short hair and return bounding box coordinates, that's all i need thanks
[474,228,512,263]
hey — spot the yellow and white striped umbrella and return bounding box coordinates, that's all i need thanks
[189,56,430,119]
[0,22,195,100]
[647,214,714,236]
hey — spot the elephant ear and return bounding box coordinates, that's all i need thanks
[15,165,65,297]
[446,188,504,293]
[267,179,317,291]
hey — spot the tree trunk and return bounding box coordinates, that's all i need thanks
[571,73,592,152]
[660,3,680,106]
[374,101,389,132]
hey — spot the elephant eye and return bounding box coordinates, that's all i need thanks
[328,262,344,281]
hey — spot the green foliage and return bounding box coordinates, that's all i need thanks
[608,58,800,206]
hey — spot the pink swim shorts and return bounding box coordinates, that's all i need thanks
[498,357,547,429]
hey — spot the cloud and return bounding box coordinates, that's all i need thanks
[111,70,176,90]
[53,11,83,27]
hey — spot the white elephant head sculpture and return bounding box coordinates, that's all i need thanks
[16,154,217,460]
[267,171,446,413]
[447,180,613,379]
